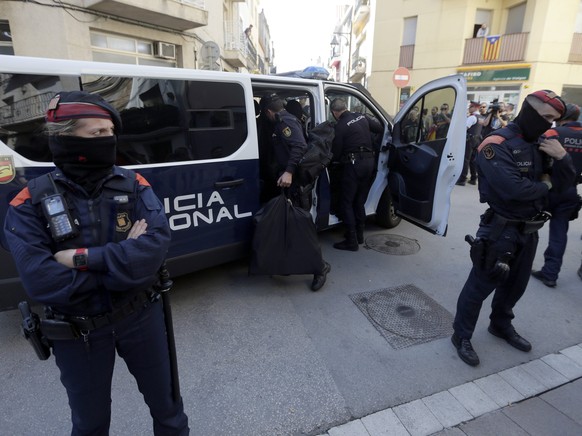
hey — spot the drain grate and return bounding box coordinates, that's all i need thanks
[364,234,420,255]
[350,284,454,349]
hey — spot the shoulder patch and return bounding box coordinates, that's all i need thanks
[477,135,504,153]
[282,126,292,138]
[0,155,15,184]
[9,187,31,207]
[135,173,151,187]
[482,145,495,160]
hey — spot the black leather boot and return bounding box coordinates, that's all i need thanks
[356,226,364,244]
[334,231,359,251]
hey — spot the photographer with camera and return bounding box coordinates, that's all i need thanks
[481,99,508,139]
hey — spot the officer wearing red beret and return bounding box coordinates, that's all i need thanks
[5,91,189,434]
[451,90,577,366]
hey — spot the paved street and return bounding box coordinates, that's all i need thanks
[1,183,581,435]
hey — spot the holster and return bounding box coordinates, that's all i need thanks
[465,234,512,283]
[40,318,80,340]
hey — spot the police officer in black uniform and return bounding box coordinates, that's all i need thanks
[260,93,331,291]
[531,103,582,287]
[451,90,576,367]
[4,91,189,434]
[457,101,484,185]
[329,98,383,251]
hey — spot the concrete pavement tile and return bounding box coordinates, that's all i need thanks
[541,353,582,380]
[448,382,498,417]
[393,399,443,436]
[502,397,582,436]
[459,410,528,436]
[540,379,582,426]
[473,373,524,407]
[560,345,582,366]
[429,428,466,436]
[498,365,547,397]
[328,419,370,436]
[520,359,569,389]
[361,408,410,436]
[421,391,473,428]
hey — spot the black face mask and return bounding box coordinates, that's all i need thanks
[49,135,116,193]
[514,100,553,142]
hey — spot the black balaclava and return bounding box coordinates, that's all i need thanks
[45,91,122,193]
[49,135,117,193]
[513,99,552,142]
[514,90,566,142]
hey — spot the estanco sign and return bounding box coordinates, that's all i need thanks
[459,67,531,82]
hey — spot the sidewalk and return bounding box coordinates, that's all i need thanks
[321,344,582,436]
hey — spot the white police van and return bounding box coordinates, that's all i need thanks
[0,55,467,309]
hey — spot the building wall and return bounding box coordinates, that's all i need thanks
[0,0,271,74]
[367,0,582,115]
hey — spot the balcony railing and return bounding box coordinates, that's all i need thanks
[224,20,257,69]
[399,44,414,69]
[569,33,582,62]
[462,32,528,64]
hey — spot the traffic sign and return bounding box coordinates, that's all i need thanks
[393,67,410,88]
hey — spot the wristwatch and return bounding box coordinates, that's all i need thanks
[73,248,88,271]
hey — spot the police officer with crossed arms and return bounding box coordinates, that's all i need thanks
[451,90,576,367]
[4,91,189,434]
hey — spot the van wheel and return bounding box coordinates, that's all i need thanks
[376,189,401,228]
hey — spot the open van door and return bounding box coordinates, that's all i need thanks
[387,74,466,235]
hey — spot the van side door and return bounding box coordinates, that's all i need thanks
[388,75,467,235]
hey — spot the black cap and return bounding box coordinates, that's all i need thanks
[563,103,581,121]
[260,92,283,111]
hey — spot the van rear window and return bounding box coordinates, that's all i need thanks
[0,73,249,164]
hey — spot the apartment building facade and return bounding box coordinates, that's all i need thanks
[330,0,582,115]
[0,0,274,74]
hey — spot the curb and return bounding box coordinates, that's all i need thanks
[318,344,582,436]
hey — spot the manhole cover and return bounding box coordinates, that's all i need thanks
[350,284,454,349]
[365,234,420,255]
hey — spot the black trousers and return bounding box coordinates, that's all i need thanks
[52,300,189,436]
[453,223,538,339]
[340,157,375,233]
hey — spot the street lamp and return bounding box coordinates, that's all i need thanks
[330,32,352,82]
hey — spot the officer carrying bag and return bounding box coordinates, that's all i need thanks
[296,121,335,186]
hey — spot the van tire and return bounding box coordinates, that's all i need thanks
[376,189,401,228]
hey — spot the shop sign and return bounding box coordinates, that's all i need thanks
[460,67,530,82]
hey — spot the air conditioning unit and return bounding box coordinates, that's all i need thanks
[154,42,176,60]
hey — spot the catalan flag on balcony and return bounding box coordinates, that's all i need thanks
[482,35,501,61]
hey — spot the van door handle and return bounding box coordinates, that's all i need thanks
[214,178,245,189]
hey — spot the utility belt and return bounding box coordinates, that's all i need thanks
[483,208,551,240]
[42,290,156,340]
[342,147,375,164]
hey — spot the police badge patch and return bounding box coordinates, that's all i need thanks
[116,212,132,232]
[282,126,292,137]
[0,155,15,184]
[483,145,495,160]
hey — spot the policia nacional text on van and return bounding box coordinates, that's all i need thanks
[0,55,468,310]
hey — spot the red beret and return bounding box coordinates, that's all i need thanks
[528,90,566,117]
[45,91,122,131]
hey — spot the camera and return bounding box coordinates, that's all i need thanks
[489,99,501,113]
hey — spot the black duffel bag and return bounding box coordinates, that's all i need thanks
[249,193,322,276]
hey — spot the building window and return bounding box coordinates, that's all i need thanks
[0,21,14,55]
[90,31,177,67]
